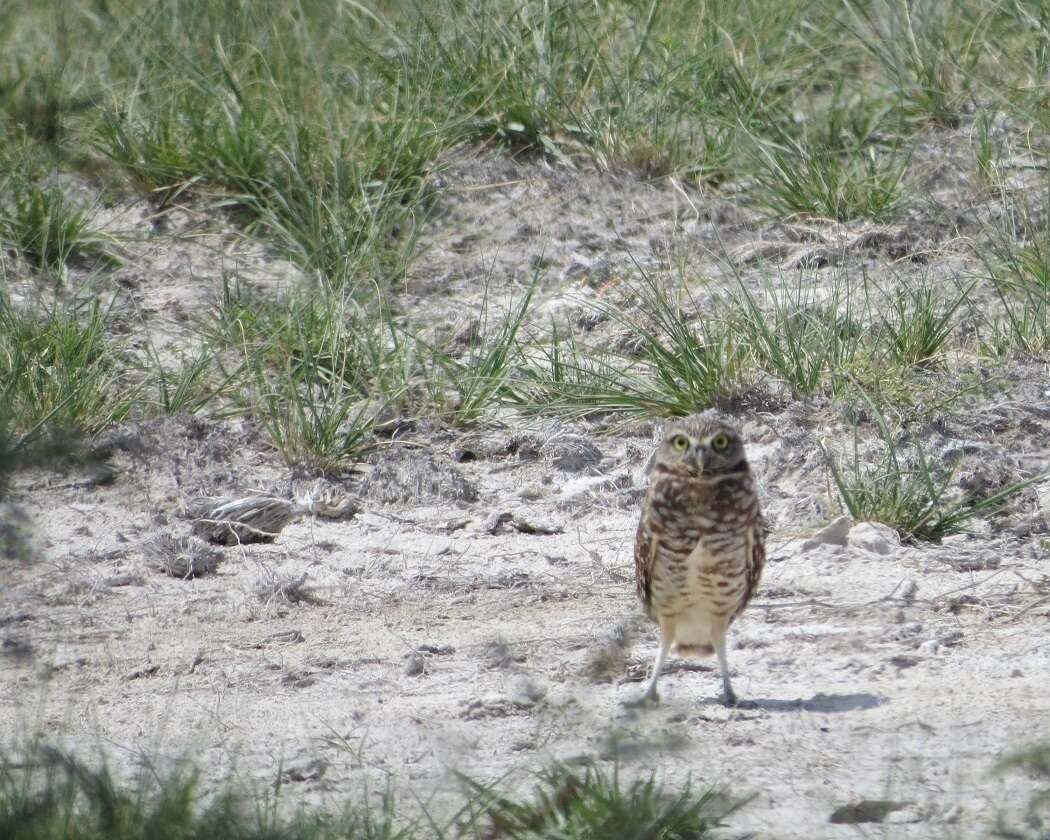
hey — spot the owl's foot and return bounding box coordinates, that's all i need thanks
[622,688,659,708]
[721,688,758,709]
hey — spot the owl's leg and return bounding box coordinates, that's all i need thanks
[644,626,673,702]
[715,639,738,707]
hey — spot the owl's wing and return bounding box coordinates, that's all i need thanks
[738,522,766,616]
[634,515,656,615]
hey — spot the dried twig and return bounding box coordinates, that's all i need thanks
[254,571,326,605]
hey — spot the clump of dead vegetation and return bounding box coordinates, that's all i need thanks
[142,534,222,578]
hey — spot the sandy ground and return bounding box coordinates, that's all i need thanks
[3,149,1050,838]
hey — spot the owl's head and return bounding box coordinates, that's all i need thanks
[651,411,748,479]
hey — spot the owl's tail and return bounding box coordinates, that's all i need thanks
[673,642,715,656]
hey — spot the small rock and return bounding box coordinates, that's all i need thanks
[403,653,426,677]
[848,522,900,556]
[543,435,603,473]
[937,630,963,647]
[883,806,924,824]
[508,675,547,708]
[830,800,913,824]
[917,639,939,655]
[416,643,455,655]
[279,758,328,783]
[800,515,851,552]
[481,511,563,536]
[263,630,305,645]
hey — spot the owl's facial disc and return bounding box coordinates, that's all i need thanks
[700,429,744,472]
[660,413,747,479]
[663,432,703,475]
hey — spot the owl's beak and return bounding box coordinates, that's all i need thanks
[687,449,703,474]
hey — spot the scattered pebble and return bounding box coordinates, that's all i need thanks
[829,800,914,825]
[800,515,851,552]
[480,511,563,535]
[403,653,426,677]
[542,435,603,473]
[848,522,900,556]
[262,630,305,645]
[279,758,328,784]
[508,675,547,708]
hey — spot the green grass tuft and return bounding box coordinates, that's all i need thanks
[824,396,1044,543]
[0,749,731,840]
[0,183,117,274]
[879,279,975,367]
[748,136,909,222]
[728,273,868,397]
[515,274,746,418]
[0,292,132,449]
[461,761,731,840]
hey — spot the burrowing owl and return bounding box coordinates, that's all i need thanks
[634,411,765,707]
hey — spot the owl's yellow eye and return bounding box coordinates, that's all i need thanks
[671,435,689,451]
[710,433,730,452]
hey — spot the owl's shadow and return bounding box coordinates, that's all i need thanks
[742,692,884,713]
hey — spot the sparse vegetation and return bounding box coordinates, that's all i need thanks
[824,397,1045,543]
[4,0,1050,833]
[748,136,910,222]
[728,272,869,398]
[461,761,732,839]
[0,750,728,840]
[3,0,1050,450]
[0,180,117,274]
[0,292,132,448]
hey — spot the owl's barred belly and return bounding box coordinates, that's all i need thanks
[651,539,749,652]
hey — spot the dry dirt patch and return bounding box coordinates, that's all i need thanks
[4,157,1050,838]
